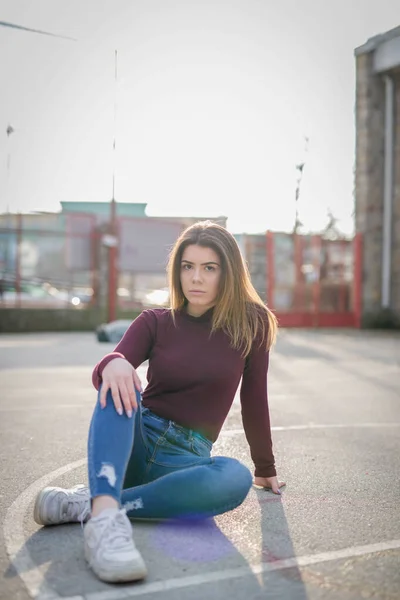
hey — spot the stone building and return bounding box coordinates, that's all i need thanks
[355,25,400,323]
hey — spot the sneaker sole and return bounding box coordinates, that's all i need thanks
[33,485,88,526]
[33,487,53,526]
[84,545,147,583]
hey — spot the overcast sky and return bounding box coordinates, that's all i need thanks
[0,0,398,233]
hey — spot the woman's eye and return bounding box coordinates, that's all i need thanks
[205,265,215,272]
[182,264,191,270]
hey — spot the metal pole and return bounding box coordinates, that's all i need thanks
[266,231,275,309]
[353,232,363,328]
[5,125,14,279]
[107,50,119,323]
[107,200,117,322]
[15,212,22,308]
[312,234,321,327]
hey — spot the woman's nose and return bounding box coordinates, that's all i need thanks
[191,268,202,281]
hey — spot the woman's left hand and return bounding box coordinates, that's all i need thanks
[254,476,286,494]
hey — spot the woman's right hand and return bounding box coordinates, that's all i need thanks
[99,358,143,418]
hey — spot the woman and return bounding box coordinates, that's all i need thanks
[33,220,285,583]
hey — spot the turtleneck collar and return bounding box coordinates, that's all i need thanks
[177,306,215,323]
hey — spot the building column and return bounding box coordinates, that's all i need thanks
[354,52,386,315]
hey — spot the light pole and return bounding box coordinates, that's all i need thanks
[292,136,309,311]
[107,50,119,323]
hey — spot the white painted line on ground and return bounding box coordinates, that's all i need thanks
[0,404,94,412]
[79,538,400,600]
[4,459,87,600]
[5,433,400,600]
[0,340,58,348]
[0,365,148,377]
[0,367,93,375]
[3,389,92,396]
[218,422,400,437]
[271,422,400,431]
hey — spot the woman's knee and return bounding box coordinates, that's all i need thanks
[213,456,253,502]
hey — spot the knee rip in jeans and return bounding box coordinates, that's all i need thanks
[97,463,117,487]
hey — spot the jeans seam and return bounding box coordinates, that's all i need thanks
[143,408,211,446]
[88,401,108,498]
[143,410,165,424]
[191,439,212,455]
[138,406,150,453]
[149,455,212,468]
[88,416,95,494]
[144,423,172,475]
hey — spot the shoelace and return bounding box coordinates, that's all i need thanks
[78,504,91,528]
[63,490,90,526]
[96,510,132,548]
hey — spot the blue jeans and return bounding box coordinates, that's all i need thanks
[88,387,253,520]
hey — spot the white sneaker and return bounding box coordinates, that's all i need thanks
[84,508,147,583]
[33,484,90,526]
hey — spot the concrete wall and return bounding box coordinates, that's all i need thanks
[355,29,400,325]
[393,74,400,314]
[355,52,385,313]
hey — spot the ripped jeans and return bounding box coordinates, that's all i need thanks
[87,387,253,520]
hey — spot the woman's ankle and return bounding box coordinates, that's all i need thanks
[91,495,119,518]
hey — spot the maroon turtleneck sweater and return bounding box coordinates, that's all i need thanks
[92,307,275,478]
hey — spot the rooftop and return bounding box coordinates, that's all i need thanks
[355,24,400,56]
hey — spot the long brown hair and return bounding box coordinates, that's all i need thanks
[167,220,278,355]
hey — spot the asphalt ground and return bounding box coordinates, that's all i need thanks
[0,328,399,600]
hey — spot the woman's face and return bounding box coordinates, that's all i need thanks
[180,244,222,317]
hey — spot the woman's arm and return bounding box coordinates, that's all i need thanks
[240,344,276,478]
[240,318,286,494]
[92,310,156,390]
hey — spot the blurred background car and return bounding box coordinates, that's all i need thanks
[96,319,132,343]
[2,281,68,308]
[0,278,94,309]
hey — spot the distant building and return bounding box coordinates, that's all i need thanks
[0,202,226,309]
[354,25,400,323]
[60,201,148,220]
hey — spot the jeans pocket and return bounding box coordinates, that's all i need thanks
[191,436,212,458]
[149,432,206,468]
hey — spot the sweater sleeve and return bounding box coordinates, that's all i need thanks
[91,310,156,390]
[240,331,276,478]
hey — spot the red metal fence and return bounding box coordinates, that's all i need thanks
[245,231,362,328]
